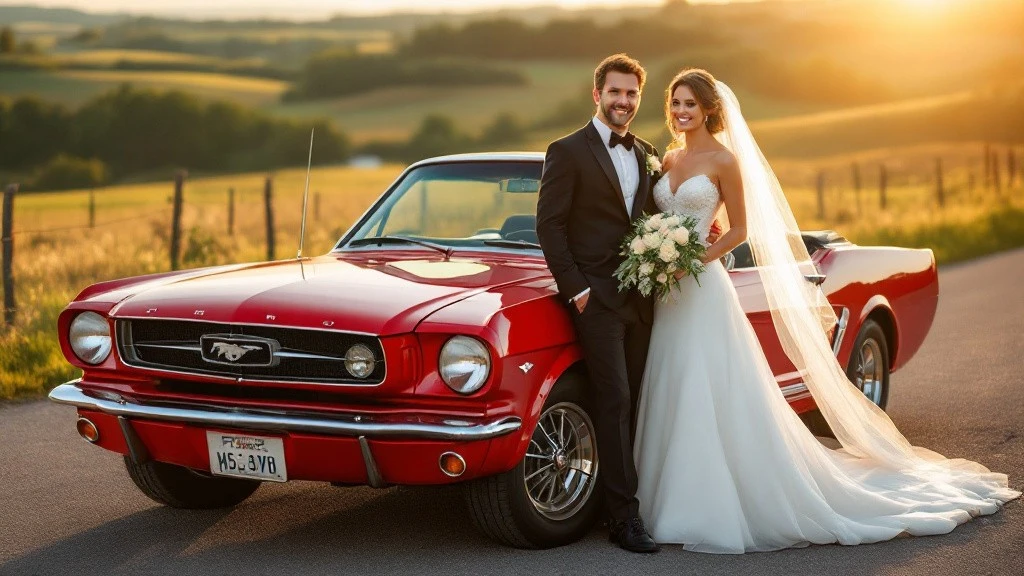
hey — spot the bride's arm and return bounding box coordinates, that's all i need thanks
[701,151,746,264]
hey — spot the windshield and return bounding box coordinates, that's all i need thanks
[341,161,542,251]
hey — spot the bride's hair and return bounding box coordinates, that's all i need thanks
[665,68,725,149]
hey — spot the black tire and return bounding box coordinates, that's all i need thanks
[846,319,890,410]
[466,373,602,549]
[124,457,260,509]
[800,319,891,438]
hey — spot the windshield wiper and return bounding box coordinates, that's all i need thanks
[482,239,542,250]
[348,235,453,258]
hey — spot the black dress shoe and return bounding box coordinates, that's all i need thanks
[610,517,660,553]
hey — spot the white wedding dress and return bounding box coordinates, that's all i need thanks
[633,173,1019,553]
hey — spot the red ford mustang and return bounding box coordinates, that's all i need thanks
[50,153,939,548]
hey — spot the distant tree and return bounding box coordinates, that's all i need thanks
[69,27,103,44]
[33,155,108,191]
[249,118,350,169]
[0,97,71,169]
[479,113,527,148]
[0,85,352,179]
[532,87,595,131]
[404,115,474,161]
[0,26,14,54]
[17,39,40,55]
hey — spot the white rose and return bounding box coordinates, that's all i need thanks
[656,273,668,283]
[658,224,670,236]
[642,232,663,249]
[666,263,678,273]
[664,215,681,227]
[671,227,690,244]
[630,236,646,254]
[639,262,654,276]
[648,155,662,173]
[658,242,679,263]
[660,236,677,251]
[645,214,664,231]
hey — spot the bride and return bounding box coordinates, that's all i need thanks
[632,68,1020,553]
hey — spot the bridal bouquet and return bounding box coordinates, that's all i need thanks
[614,212,707,301]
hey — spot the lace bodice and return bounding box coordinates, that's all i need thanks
[653,174,722,246]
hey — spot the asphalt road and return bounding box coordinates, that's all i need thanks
[2,248,1021,576]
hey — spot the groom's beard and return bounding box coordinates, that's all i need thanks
[600,101,637,129]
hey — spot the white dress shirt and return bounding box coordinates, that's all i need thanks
[571,117,641,305]
[590,116,640,216]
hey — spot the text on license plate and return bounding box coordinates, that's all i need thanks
[206,431,287,482]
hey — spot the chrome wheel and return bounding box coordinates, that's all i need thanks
[854,337,885,406]
[522,402,598,521]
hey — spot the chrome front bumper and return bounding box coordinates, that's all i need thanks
[48,381,522,441]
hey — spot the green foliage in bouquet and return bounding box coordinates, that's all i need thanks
[615,212,708,301]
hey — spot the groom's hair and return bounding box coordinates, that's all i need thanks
[594,53,646,92]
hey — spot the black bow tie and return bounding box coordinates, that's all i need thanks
[608,131,635,151]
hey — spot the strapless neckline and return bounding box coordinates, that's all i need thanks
[665,173,714,196]
[654,172,721,247]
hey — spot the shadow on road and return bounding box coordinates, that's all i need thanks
[2,480,1016,576]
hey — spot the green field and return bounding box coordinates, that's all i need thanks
[0,69,289,107]
[269,61,597,143]
[53,48,229,66]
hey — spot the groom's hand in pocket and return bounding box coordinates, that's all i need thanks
[574,292,590,313]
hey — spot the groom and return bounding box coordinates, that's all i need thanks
[536,53,661,553]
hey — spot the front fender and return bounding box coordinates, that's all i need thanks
[478,344,584,475]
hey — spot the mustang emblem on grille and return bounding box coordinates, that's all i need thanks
[211,342,262,362]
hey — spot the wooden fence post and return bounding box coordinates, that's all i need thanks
[852,163,862,216]
[879,165,888,210]
[170,171,185,271]
[983,143,992,189]
[264,176,275,261]
[935,158,944,208]
[816,171,825,219]
[2,184,16,328]
[227,187,235,236]
[88,189,95,229]
[1008,149,1017,188]
[992,152,1002,196]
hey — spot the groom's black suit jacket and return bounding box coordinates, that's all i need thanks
[536,121,659,323]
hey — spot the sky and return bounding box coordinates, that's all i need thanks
[0,0,704,19]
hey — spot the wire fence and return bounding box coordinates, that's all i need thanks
[1,145,1021,330]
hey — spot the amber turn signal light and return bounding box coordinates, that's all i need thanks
[439,452,466,477]
[76,417,100,443]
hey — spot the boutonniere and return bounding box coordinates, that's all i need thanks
[645,153,662,176]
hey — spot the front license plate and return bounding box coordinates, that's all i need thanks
[206,431,287,482]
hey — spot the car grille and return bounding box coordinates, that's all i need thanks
[116,319,385,385]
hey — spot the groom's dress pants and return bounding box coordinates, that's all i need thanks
[570,296,652,522]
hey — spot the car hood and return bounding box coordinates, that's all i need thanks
[108,252,552,335]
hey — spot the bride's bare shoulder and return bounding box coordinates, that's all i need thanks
[663,148,683,169]
[711,147,738,169]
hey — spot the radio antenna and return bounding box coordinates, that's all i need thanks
[298,127,314,261]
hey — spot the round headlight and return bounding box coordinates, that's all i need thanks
[69,311,111,365]
[345,344,376,378]
[439,336,491,395]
